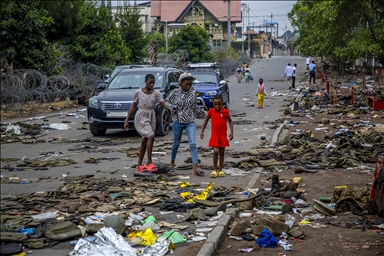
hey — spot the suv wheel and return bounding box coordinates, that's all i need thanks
[90,124,107,136]
[155,107,170,136]
[225,94,230,109]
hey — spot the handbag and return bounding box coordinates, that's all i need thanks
[250,75,254,81]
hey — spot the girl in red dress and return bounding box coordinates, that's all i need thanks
[200,95,234,178]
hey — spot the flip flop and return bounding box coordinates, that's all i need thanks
[136,165,149,173]
[145,163,158,173]
[218,171,226,177]
[194,170,205,176]
[210,171,218,178]
[167,167,177,176]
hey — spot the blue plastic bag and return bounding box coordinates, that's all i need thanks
[256,228,279,248]
[250,75,254,81]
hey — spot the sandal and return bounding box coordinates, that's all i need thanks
[210,171,218,178]
[136,165,148,173]
[194,170,205,176]
[218,170,226,177]
[167,167,177,176]
[145,163,158,173]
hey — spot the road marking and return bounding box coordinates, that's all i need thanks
[246,168,262,188]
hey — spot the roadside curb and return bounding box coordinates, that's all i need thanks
[196,208,239,256]
[271,120,288,145]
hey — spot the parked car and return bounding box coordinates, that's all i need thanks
[88,66,183,136]
[187,63,230,109]
[104,64,153,83]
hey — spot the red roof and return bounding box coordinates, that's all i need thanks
[151,0,242,22]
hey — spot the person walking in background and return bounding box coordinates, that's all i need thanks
[124,74,169,173]
[283,63,294,89]
[306,57,311,70]
[308,60,317,84]
[165,73,207,176]
[257,78,266,109]
[236,65,242,83]
[244,65,252,83]
[268,49,272,58]
[292,63,297,89]
[200,95,233,178]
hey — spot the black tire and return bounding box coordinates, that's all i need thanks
[225,93,230,109]
[155,107,170,136]
[90,124,107,136]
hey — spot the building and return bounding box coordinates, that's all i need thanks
[150,0,242,45]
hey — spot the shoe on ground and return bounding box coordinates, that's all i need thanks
[258,217,289,235]
[251,225,273,236]
[229,221,250,236]
[210,171,218,178]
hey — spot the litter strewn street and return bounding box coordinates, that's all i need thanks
[1,56,383,256]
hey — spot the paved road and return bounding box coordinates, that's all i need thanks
[0,56,306,256]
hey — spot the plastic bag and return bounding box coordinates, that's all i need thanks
[250,75,254,81]
[159,230,186,244]
[127,228,156,246]
[256,228,279,248]
[31,210,59,220]
[285,214,295,228]
[5,124,21,135]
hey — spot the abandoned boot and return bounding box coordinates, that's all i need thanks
[271,174,283,191]
[251,225,273,236]
[229,221,250,236]
[204,203,226,216]
[258,217,289,235]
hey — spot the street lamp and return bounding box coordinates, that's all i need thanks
[165,20,168,53]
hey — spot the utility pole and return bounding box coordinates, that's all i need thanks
[165,20,168,53]
[247,5,250,58]
[226,0,231,47]
[241,4,245,52]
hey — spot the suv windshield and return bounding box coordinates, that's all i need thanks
[193,73,217,84]
[108,72,164,90]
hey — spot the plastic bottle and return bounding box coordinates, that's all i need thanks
[239,213,253,218]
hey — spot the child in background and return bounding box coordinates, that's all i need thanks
[200,95,234,178]
[257,78,266,109]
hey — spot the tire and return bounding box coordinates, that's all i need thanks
[155,107,170,136]
[90,124,107,136]
[225,93,230,109]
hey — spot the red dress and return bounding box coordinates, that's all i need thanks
[208,107,230,148]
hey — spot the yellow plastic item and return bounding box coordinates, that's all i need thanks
[127,228,157,246]
[180,192,192,199]
[12,253,26,256]
[194,181,212,200]
[178,182,190,188]
[186,182,213,203]
[292,177,302,183]
[299,220,312,225]
[334,186,347,190]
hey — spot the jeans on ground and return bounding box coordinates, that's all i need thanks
[171,121,198,164]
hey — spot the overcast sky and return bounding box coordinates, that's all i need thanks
[243,1,296,36]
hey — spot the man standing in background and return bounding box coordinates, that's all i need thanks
[306,57,311,70]
[308,61,317,85]
[292,63,297,89]
[283,63,294,90]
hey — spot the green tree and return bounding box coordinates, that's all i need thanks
[0,0,60,75]
[288,0,384,74]
[168,25,213,63]
[115,3,147,62]
[40,0,86,43]
[67,0,130,67]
